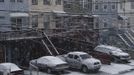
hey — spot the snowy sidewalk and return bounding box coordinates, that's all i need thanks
[100,62,134,74]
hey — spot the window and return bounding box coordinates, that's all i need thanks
[68,54,73,58]
[120,3,123,9]
[111,4,115,10]
[43,0,50,5]
[32,0,38,5]
[104,22,108,28]
[95,4,99,10]
[11,18,22,30]
[17,0,23,2]
[0,0,4,2]
[0,16,5,19]
[56,0,61,5]
[10,0,15,2]
[131,2,134,9]
[103,5,107,10]
[32,15,38,28]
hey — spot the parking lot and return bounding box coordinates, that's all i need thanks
[24,60,134,75]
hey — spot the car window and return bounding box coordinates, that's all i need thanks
[80,54,91,59]
[74,55,79,59]
[68,54,73,58]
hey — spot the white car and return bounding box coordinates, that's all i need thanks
[30,56,69,73]
[94,45,131,63]
[65,52,101,73]
[0,63,23,75]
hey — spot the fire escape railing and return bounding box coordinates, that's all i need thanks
[0,30,42,41]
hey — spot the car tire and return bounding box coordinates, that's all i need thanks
[47,68,52,74]
[82,66,89,73]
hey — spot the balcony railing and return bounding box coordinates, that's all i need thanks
[0,30,43,41]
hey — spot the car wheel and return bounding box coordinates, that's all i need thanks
[47,68,52,74]
[82,66,89,73]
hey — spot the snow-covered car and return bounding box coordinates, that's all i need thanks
[65,52,101,73]
[30,56,69,73]
[0,63,23,75]
[94,45,131,63]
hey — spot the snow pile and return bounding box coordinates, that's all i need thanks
[100,63,134,74]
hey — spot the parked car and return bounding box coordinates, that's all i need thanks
[64,51,101,73]
[0,63,23,75]
[30,56,69,73]
[94,45,131,63]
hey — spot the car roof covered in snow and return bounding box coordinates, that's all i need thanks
[68,51,88,55]
[96,45,122,51]
[0,63,22,73]
[38,56,66,64]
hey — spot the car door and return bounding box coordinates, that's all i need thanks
[73,55,82,69]
[66,54,74,67]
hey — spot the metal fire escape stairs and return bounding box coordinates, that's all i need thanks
[118,29,134,48]
[41,31,59,56]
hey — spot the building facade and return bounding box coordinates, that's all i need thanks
[0,0,29,31]
[118,0,134,28]
[92,0,118,29]
[29,0,65,31]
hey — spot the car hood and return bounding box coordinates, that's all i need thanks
[83,58,100,64]
[111,51,129,56]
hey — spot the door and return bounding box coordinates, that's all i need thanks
[73,55,82,69]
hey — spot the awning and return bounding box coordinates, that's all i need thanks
[52,10,68,16]
[92,15,99,17]
[118,15,128,20]
[52,10,66,14]
[10,13,29,17]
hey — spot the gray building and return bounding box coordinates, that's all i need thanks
[0,0,29,31]
[92,0,118,29]
[118,0,134,28]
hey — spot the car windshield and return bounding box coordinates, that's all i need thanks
[80,54,92,59]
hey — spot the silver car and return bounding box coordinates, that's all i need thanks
[65,52,101,73]
[30,56,69,73]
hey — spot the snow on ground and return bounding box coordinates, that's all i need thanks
[128,60,134,66]
[100,63,134,74]
[121,71,134,75]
